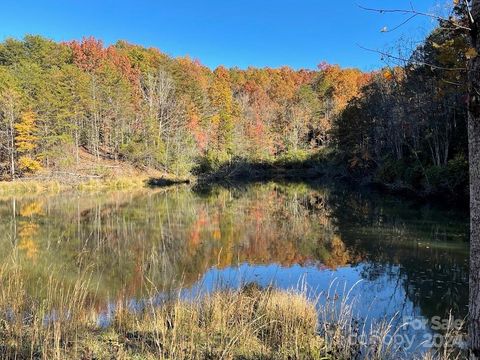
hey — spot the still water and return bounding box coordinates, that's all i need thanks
[0,181,469,350]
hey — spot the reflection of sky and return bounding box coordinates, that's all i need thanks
[181,262,437,354]
[86,258,465,355]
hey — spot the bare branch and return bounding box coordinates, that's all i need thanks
[357,3,471,31]
[382,14,419,33]
[356,44,467,72]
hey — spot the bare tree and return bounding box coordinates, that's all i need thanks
[0,89,20,180]
[142,68,176,139]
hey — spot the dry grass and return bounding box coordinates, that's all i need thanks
[0,267,322,360]
[76,176,148,191]
[0,266,466,360]
[0,174,191,195]
[0,180,63,196]
[0,177,146,196]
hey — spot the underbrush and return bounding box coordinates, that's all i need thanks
[194,148,340,183]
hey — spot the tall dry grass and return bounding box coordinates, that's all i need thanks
[0,266,322,359]
[76,176,148,191]
[0,265,467,359]
[0,180,62,196]
[0,176,150,196]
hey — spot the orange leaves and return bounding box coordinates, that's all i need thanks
[69,37,139,85]
[69,37,105,73]
[105,46,140,86]
[383,70,393,80]
[213,65,230,82]
[187,101,208,152]
[177,56,210,94]
[319,64,371,116]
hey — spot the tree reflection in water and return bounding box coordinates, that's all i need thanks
[0,181,469,340]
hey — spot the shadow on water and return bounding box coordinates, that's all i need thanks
[0,178,469,350]
[147,177,190,187]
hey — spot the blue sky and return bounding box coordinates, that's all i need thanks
[0,0,438,71]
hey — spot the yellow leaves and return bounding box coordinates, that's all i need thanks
[15,111,38,153]
[14,111,42,173]
[18,222,39,239]
[211,114,221,125]
[18,156,42,173]
[17,203,44,260]
[18,238,38,260]
[466,47,478,60]
[212,228,221,240]
[321,66,370,115]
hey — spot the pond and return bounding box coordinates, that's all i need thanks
[0,181,469,352]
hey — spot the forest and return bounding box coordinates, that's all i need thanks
[0,22,469,201]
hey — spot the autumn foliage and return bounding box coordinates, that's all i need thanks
[0,35,373,178]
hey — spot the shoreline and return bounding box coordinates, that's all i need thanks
[0,163,469,211]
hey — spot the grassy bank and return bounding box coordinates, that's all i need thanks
[0,174,192,196]
[0,264,464,360]
[0,180,64,196]
[0,177,148,196]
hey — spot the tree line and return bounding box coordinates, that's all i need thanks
[0,28,470,201]
[0,35,367,178]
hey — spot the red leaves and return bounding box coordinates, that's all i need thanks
[69,37,105,73]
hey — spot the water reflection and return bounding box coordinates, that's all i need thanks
[0,181,469,343]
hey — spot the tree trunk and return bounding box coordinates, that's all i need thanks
[469,89,480,359]
[469,1,480,357]
[8,106,15,181]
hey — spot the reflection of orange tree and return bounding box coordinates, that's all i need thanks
[17,201,44,260]
[188,209,207,248]
[176,184,351,278]
[323,234,350,269]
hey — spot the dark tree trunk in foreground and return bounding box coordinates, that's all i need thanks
[470,1,480,357]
